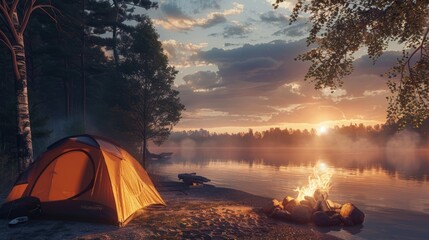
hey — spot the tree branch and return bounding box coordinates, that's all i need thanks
[1,0,8,12]
[10,0,20,16]
[20,4,60,34]
[19,1,36,34]
[0,4,17,41]
[0,29,13,51]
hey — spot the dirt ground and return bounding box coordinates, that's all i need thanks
[0,180,340,240]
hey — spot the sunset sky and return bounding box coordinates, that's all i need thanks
[146,0,401,133]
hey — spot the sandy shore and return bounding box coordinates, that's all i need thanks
[0,178,340,240]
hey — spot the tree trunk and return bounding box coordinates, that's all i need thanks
[13,41,33,170]
[142,138,147,169]
[112,0,120,69]
[80,0,86,129]
[141,79,149,169]
[12,12,33,171]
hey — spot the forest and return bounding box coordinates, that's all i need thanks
[164,122,429,149]
[0,0,184,174]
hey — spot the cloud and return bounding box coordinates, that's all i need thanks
[161,40,207,67]
[269,104,347,124]
[160,2,189,19]
[260,11,288,24]
[174,39,396,130]
[272,17,310,37]
[267,0,299,11]
[153,2,244,31]
[336,52,400,97]
[195,39,309,88]
[273,23,309,37]
[183,71,223,90]
[224,42,240,47]
[363,89,388,96]
[190,0,221,14]
[320,88,348,103]
[222,22,252,38]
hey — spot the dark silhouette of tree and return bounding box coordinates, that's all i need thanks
[120,19,185,167]
[0,1,185,175]
[161,122,429,149]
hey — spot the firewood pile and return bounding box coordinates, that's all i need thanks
[263,189,365,227]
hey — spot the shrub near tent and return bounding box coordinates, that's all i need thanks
[1,135,165,226]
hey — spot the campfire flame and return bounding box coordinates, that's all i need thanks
[294,162,334,201]
[265,162,364,227]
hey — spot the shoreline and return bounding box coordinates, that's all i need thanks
[0,178,341,240]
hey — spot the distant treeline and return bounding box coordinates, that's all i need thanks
[164,122,429,148]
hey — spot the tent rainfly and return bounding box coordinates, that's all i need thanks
[2,134,165,226]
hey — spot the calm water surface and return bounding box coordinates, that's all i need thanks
[148,147,429,240]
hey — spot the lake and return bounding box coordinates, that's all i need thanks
[148,147,429,240]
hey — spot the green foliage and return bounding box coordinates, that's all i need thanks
[275,0,429,128]
[119,19,185,147]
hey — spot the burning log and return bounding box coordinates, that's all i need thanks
[304,196,316,208]
[264,191,365,227]
[264,163,365,227]
[313,189,328,201]
[314,199,331,212]
[284,198,299,213]
[282,196,294,208]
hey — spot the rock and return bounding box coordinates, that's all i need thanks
[342,216,354,226]
[313,211,330,227]
[340,203,365,225]
[270,208,292,222]
[273,199,283,208]
[284,199,299,213]
[282,196,295,207]
[291,205,312,224]
[329,214,342,226]
[262,199,282,215]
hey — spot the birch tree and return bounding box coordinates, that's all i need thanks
[0,0,56,171]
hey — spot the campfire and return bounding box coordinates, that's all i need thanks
[264,162,365,227]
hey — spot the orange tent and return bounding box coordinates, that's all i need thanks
[4,134,165,226]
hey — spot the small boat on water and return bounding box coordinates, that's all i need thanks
[147,151,173,160]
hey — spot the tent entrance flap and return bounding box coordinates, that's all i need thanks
[31,150,95,202]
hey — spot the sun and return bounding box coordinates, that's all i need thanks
[318,126,328,135]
